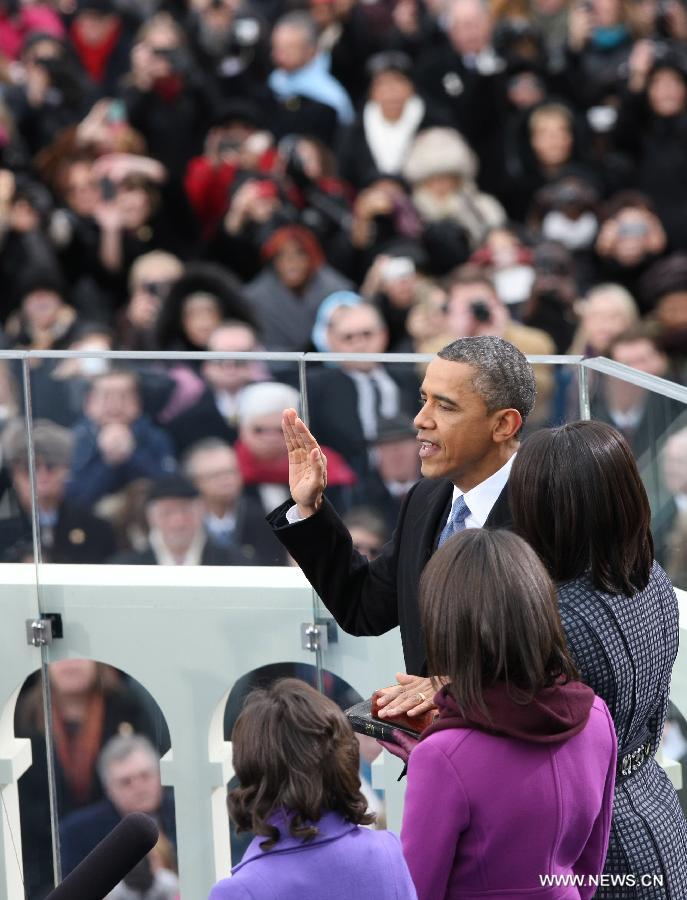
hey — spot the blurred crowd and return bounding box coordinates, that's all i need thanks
[0,0,686,579]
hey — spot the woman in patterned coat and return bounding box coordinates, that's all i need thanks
[510,420,687,898]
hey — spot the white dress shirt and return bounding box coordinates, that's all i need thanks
[452,453,515,529]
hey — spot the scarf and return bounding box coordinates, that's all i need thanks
[70,19,122,84]
[423,679,595,744]
[51,692,106,805]
[363,95,425,175]
[234,440,356,487]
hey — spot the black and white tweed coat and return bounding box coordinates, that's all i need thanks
[558,562,687,899]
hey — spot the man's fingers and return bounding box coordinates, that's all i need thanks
[406,699,435,718]
[282,410,298,452]
[376,684,406,705]
[383,696,434,718]
[292,414,320,452]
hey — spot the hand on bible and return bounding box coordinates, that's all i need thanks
[376,673,437,718]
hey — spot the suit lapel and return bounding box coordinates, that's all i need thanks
[484,485,513,530]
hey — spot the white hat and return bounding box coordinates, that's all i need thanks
[403,127,478,185]
[236,382,300,424]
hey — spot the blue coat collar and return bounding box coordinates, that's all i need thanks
[232,810,357,872]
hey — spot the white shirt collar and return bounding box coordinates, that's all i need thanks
[451,453,515,528]
[149,528,206,566]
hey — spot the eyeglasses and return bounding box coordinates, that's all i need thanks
[335,329,380,342]
[250,426,283,435]
[196,467,239,479]
[16,459,62,472]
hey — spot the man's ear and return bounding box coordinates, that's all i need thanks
[492,408,522,443]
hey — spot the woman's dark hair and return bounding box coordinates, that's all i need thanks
[228,678,374,850]
[421,529,577,716]
[155,262,256,350]
[509,421,653,595]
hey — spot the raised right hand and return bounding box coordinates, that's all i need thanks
[282,408,327,518]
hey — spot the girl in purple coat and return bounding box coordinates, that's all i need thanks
[400,529,617,899]
[208,678,417,900]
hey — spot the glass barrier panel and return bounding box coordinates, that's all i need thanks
[587,371,687,593]
[28,353,303,899]
[0,354,44,900]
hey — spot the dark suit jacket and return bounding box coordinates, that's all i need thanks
[268,476,512,674]
[60,792,176,877]
[306,366,421,480]
[110,536,249,566]
[0,499,117,563]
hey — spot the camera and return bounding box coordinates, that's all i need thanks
[470,300,492,323]
[99,176,117,202]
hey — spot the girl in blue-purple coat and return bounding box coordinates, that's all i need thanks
[208,678,417,900]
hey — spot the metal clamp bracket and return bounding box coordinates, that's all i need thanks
[300,618,337,652]
[25,613,63,647]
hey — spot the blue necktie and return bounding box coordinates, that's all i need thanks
[438,496,471,547]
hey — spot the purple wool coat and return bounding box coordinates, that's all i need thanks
[209,810,418,900]
[402,696,617,899]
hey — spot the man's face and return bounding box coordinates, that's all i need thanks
[271,24,313,72]
[105,749,162,816]
[240,411,285,460]
[582,292,636,354]
[190,447,243,507]
[327,307,388,372]
[374,438,421,483]
[147,497,203,553]
[414,358,503,490]
[12,457,68,510]
[448,0,492,56]
[203,326,258,393]
[611,339,667,378]
[85,374,141,426]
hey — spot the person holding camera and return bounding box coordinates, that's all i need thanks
[122,11,216,179]
[614,41,687,249]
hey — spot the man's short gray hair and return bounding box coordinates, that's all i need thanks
[274,11,318,46]
[97,734,159,786]
[438,336,536,423]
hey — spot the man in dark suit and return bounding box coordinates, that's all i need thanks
[307,303,420,479]
[267,336,535,719]
[60,734,176,878]
[0,418,117,563]
[110,474,248,566]
[183,438,288,565]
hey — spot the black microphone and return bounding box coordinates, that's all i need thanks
[45,812,160,900]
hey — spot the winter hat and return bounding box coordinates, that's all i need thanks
[311,290,362,351]
[403,128,478,185]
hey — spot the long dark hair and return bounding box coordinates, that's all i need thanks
[228,678,374,850]
[509,421,653,595]
[420,529,578,716]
